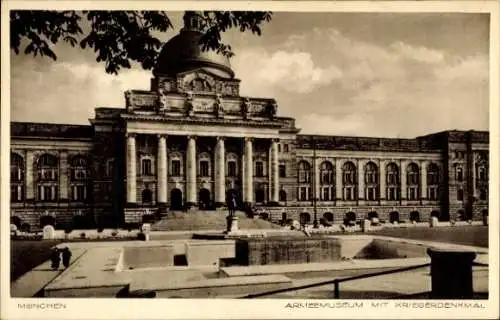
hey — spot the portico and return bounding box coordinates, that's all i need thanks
[124,130,280,210]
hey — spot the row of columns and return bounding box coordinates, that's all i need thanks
[125,134,279,205]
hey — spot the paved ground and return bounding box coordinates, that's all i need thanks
[368,225,488,248]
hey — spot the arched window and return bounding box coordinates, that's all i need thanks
[342,161,356,200]
[427,163,439,200]
[320,161,334,184]
[11,153,25,202]
[407,163,420,200]
[36,154,58,202]
[70,155,88,202]
[364,162,378,201]
[386,163,400,201]
[298,161,311,183]
[320,161,334,201]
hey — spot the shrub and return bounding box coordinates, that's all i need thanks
[64,227,73,234]
[137,232,146,241]
[20,223,31,233]
[111,231,118,237]
[79,232,86,239]
[97,227,104,233]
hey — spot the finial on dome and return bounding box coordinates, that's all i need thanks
[182,11,205,32]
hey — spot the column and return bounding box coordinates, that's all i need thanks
[335,159,343,200]
[244,137,253,203]
[420,161,428,200]
[400,160,407,200]
[471,153,477,197]
[59,151,68,200]
[358,159,365,200]
[380,160,386,200]
[314,157,321,201]
[26,150,34,200]
[126,133,137,204]
[270,139,279,203]
[215,137,226,205]
[157,135,168,205]
[186,136,197,205]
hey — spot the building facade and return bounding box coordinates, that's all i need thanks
[10,12,489,230]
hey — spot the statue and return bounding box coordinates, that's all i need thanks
[267,101,278,119]
[185,92,195,117]
[124,91,133,112]
[241,98,250,120]
[157,88,167,113]
[214,94,224,118]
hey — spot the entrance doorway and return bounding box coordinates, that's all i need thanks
[170,188,183,210]
[198,188,211,210]
[255,188,265,203]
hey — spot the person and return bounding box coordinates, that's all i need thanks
[227,194,234,217]
[62,247,72,269]
[50,247,60,271]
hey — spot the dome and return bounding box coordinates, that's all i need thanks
[153,12,235,79]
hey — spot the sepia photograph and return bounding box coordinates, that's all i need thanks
[1,1,499,319]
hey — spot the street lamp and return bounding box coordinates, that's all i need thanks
[312,137,319,229]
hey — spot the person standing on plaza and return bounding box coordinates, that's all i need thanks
[62,247,72,269]
[50,247,60,270]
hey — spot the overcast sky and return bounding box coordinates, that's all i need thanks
[10,11,490,138]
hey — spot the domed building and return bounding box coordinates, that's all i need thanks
[153,11,235,79]
[9,12,489,231]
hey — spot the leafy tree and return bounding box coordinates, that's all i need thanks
[10,10,273,74]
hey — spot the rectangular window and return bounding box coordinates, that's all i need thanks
[43,186,52,201]
[199,160,209,177]
[255,161,264,177]
[279,164,286,178]
[142,159,152,176]
[11,185,23,202]
[388,188,396,201]
[408,188,418,200]
[428,187,438,200]
[367,187,377,201]
[299,187,308,201]
[457,188,464,201]
[456,168,463,181]
[228,161,237,177]
[171,160,181,176]
[322,188,330,201]
[284,144,289,152]
[278,144,281,153]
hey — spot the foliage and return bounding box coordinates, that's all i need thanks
[10,10,272,74]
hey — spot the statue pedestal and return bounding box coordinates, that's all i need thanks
[427,248,476,299]
[225,215,239,233]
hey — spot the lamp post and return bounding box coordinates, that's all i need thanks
[312,137,319,229]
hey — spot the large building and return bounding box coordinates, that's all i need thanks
[10,12,489,230]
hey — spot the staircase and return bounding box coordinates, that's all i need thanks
[151,210,282,231]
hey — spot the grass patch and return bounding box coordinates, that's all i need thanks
[10,239,63,282]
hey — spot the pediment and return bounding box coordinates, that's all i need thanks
[175,68,240,96]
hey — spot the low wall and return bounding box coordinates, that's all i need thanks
[235,237,342,266]
[122,246,174,269]
[185,241,235,267]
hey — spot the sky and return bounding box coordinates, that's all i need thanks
[10,11,490,138]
